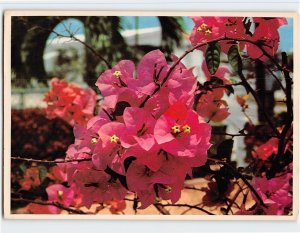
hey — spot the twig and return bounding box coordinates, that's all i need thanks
[11,156,91,164]
[271,52,293,176]
[237,69,280,137]
[154,204,171,215]
[155,203,214,215]
[32,22,111,69]
[265,65,287,95]
[52,29,111,69]
[11,197,87,214]
[140,35,288,108]
[124,198,214,215]
[207,158,267,208]
[224,184,244,215]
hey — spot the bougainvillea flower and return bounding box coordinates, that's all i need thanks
[47,165,67,183]
[26,202,57,214]
[92,121,132,174]
[44,78,96,126]
[123,107,156,150]
[96,60,137,97]
[154,102,211,166]
[189,17,227,46]
[73,169,127,208]
[99,89,144,121]
[251,172,292,215]
[135,50,169,95]
[241,17,287,61]
[73,115,108,150]
[19,167,41,191]
[197,92,230,122]
[46,184,75,207]
[253,137,278,160]
[106,199,126,214]
[123,145,164,172]
[126,161,157,208]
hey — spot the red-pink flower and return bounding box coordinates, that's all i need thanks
[251,171,292,215]
[189,17,227,46]
[73,169,127,208]
[92,122,131,174]
[197,90,230,122]
[96,60,136,97]
[154,102,211,167]
[46,184,75,213]
[253,137,278,160]
[44,78,96,126]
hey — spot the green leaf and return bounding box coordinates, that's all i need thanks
[205,42,221,75]
[228,44,243,72]
[38,165,48,183]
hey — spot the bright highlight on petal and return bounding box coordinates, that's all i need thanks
[171,125,181,134]
[110,134,120,143]
[113,70,122,78]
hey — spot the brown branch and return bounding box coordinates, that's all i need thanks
[154,204,171,215]
[237,70,280,137]
[11,197,87,215]
[31,21,111,69]
[51,29,111,69]
[224,184,245,215]
[270,52,293,176]
[265,65,287,95]
[124,198,214,215]
[140,35,288,108]
[155,203,214,215]
[207,158,267,208]
[11,156,91,164]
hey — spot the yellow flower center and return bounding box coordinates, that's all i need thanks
[113,70,122,78]
[205,28,212,35]
[171,125,181,134]
[110,134,119,143]
[197,23,212,35]
[155,197,162,203]
[91,138,98,144]
[57,190,64,198]
[164,186,172,193]
[182,124,191,133]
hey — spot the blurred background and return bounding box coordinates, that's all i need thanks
[10,16,293,166]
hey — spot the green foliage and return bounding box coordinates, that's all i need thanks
[205,42,221,75]
[228,44,243,73]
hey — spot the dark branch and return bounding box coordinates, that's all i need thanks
[11,197,87,214]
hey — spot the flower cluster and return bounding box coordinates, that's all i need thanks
[25,16,293,215]
[236,166,292,215]
[44,78,97,126]
[190,16,287,62]
[52,50,212,209]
